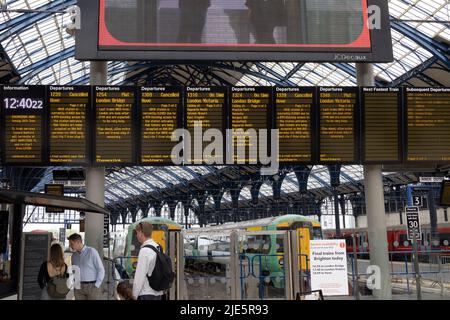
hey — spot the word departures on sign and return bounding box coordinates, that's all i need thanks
[405,206,421,241]
[310,239,349,296]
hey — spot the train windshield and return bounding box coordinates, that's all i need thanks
[312,227,322,240]
[243,235,271,254]
[130,231,140,256]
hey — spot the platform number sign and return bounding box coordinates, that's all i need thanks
[103,213,109,248]
[412,195,422,207]
[405,206,421,241]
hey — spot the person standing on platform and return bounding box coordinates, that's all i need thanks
[132,222,165,300]
[37,243,69,300]
[68,233,105,300]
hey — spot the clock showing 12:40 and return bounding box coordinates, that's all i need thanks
[3,97,44,110]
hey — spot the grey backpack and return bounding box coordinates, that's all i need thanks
[47,273,70,299]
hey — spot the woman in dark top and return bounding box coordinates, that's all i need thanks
[37,243,69,300]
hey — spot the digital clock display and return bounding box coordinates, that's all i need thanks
[2,85,46,164]
[3,97,44,110]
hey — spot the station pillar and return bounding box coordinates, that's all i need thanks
[358,63,392,299]
[85,61,107,254]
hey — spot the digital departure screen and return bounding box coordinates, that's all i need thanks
[139,86,182,165]
[185,87,227,164]
[275,87,314,163]
[94,86,135,165]
[45,184,64,213]
[406,88,450,162]
[2,85,45,165]
[440,180,450,207]
[230,87,271,164]
[319,87,358,163]
[48,86,90,165]
[362,87,401,164]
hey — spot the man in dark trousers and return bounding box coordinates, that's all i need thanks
[177,0,211,43]
[246,0,285,44]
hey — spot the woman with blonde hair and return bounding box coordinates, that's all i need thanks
[37,243,69,300]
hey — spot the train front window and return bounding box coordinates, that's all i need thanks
[276,237,284,253]
[243,235,271,254]
[130,232,140,256]
[312,227,322,240]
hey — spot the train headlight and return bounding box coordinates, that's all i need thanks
[279,258,284,266]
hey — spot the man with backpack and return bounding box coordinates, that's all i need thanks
[132,222,174,300]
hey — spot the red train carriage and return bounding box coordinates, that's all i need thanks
[323,224,450,259]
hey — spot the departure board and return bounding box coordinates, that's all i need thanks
[94,86,135,165]
[185,87,227,164]
[275,87,314,163]
[139,86,182,165]
[362,87,401,164]
[230,87,271,164]
[48,86,90,165]
[406,88,450,162]
[319,87,358,163]
[2,85,46,165]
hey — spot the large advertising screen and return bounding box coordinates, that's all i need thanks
[76,0,393,62]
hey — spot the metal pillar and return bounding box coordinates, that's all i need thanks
[10,203,24,295]
[333,189,341,236]
[427,188,439,250]
[358,63,392,299]
[85,61,107,254]
[85,167,105,254]
[340,194,346,229]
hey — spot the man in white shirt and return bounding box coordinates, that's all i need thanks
[132,222,165,300]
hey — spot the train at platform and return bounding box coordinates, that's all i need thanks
[323,223,450,259]
[114,214,322,288]
[183,214,322,288]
